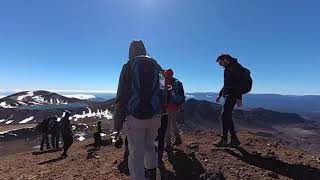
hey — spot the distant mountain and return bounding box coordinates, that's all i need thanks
[0,90,86,109]
[186,92,320,118]
[183,99,305,130]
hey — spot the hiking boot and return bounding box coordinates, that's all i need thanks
[146,168,157,180]
[228,138,241,147]
[173,136,182,146]
[215,138,228,147]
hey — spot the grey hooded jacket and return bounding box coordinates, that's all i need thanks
[114,40,163,132]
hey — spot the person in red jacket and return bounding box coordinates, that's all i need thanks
[164,69,182,149]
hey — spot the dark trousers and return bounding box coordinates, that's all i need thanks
[40,133,50,150]
[157,114,168,159]
[62,134,73,154]
[221,96,237,138]
[94,133,102,148]
[51,133,60,149]
[124,137,129,161]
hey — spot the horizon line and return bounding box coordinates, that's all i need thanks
[0,89,319,96]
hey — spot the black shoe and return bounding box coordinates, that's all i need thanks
[228,138,241,147]
[146,168,157,180]
[173,136,182,146]
[215,138,228,147]
[61,153,68,157]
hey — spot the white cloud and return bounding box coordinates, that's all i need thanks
[64,94,96,100]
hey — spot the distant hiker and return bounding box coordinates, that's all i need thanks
[114,40,164,180]
[60,112,74,157]
[164,69,185,149]
[215,54,252,147]
[92,121,102,149]
[48,116,60,149]
[37,117,51,150]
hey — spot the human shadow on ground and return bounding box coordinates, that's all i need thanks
[165,148,206,180]
[38,156,66,165]
[224,146,320,180]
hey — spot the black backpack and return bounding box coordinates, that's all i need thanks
[127,55,161,119]
[240,67,253,94]
[170,79,186,105]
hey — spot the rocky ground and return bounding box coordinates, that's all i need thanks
[0,130,319,180]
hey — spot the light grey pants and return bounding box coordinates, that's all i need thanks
[165,111,180,145]
[125,115,161,180]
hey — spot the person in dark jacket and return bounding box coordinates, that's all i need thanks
[38,118,51,150]
[60,112,74,157]
[49,116,60,149]
[93,121,102,149]
[215,54,243,147]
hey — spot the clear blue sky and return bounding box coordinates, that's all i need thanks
[0,0,319,95]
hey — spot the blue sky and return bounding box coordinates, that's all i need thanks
[0,0,319,95]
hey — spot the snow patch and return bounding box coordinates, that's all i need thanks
[17,91,34,101]
[75,132,86,142]
[0,102,18,108]
[72,108,113,121]
[19,116,34,124]
[5,120,14,125]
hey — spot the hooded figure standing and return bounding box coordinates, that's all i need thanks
[114,40,164,180]
[93,121,102,149]
[163,69,184,150]
[60,112,74,157]
[215,54,250,147]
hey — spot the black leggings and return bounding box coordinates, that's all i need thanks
[158,114,168,155]
[94,133,102,148]
[221,96,237,137]
[62,135,73,154]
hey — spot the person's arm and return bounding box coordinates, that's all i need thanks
[114,64,129,132]
[219,87,224,98]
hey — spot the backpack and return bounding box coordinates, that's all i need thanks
[127,55,161,119]
[240,67,253,94]
[171,79,185,105]
[92,125,98,134]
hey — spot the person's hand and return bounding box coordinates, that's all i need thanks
[236,99,243,107]
[216,96,221,103]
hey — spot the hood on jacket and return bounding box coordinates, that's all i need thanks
[165,69,174,77]
[129,40,147,61]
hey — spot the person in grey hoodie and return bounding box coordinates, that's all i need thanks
[114,40,164,180]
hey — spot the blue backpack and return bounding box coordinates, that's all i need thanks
[127,56,161,119]
[171,79,185,105]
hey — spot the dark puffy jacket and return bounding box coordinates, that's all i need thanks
[114,40,164,131]
[60,117,73,137]
[219,59,243,100]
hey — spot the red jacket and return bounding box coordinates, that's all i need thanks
[164,70,181,112]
